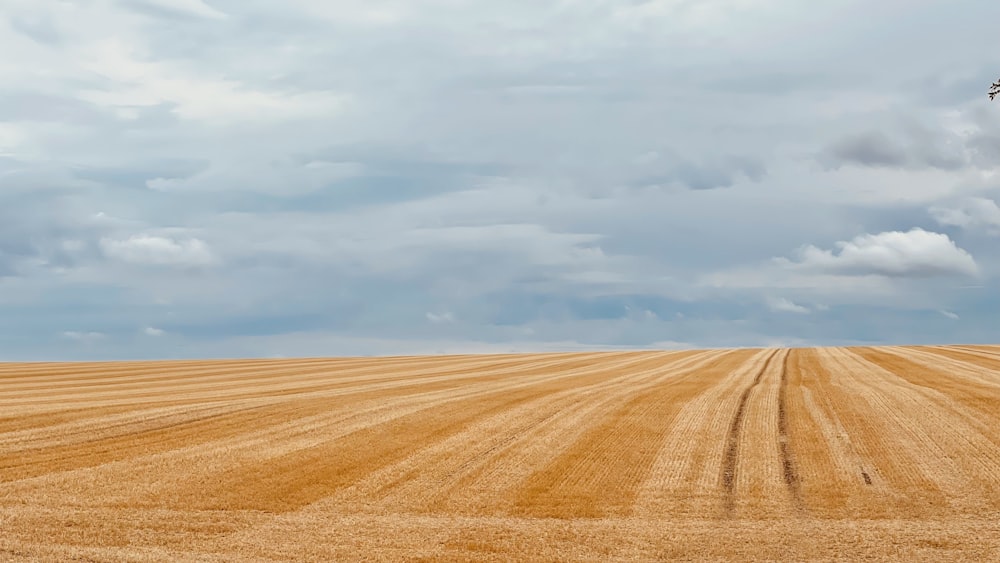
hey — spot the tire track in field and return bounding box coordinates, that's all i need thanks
[630,349,774,519]
[776,349,801,506]
[720,349,781,516]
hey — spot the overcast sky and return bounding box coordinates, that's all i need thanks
[2,0,999,360]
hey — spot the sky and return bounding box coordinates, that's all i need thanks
[1,0,1000,360]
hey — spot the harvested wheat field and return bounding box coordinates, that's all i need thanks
[2,346,1000,561]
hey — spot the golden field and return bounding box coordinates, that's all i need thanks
[2,346,1000,561]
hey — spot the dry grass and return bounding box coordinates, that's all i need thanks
[2,346,1000,561]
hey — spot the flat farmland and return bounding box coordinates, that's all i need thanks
[2,346,1000,561]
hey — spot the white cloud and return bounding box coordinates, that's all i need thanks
[0,124,27,156]
[77,39,348,124]
[777,228,979,278]
[136,0,229,20]
[930,197,1000,236]
[939,310,960,320]
[143,326,166,336]
[100,234,213,266]
[62,331,105,342]
[648,340,694,350]
[425,312,455,324]
[767,297,810,314]
[624,305,659,321]
[146,160,364,195]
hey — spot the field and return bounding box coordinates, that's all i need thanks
[2,346,1000,561]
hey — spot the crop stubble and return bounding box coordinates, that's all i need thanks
[2,346,1000,561]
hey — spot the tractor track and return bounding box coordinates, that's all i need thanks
[720,349,782,515]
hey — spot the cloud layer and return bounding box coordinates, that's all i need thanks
[1,0,999,359]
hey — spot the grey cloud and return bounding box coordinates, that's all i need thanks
[966,132,1000,168]
[930,197,1000,236]
[145,159,364,196]
[73,159,211,190]
[0,250,20,277]
[0,92,113,124]
[823,131,912,169]
[905,124,968,171]
[704,67,855,97]
[820,116,1000,172]
[674,156,766,190]
[907,64,1000,107]
[8,12,62,44]
[0,185,109,275]
[630,154,765,191]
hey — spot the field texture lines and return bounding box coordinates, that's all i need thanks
[2,347,1000,561]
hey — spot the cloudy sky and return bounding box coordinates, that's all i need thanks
[2,0,999,360]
